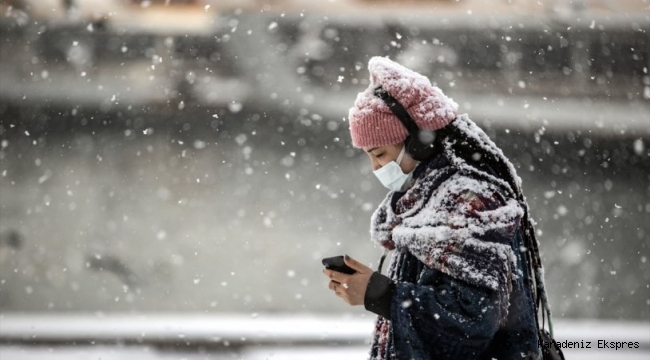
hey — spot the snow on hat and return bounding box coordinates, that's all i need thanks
[348,56,459,148]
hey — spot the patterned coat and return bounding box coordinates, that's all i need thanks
[364,146,541,359]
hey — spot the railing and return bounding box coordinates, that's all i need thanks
[1,314,649,358]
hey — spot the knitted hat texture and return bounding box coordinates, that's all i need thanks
[348,56,459,148]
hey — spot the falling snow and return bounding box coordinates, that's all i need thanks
[0,1,647,358]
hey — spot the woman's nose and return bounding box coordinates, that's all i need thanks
[372,159,382,172]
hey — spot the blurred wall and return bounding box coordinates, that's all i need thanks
[0,1,648,320]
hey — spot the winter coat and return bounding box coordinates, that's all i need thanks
[363,115,541,360]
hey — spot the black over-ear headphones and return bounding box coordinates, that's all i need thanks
[373,86,437,161]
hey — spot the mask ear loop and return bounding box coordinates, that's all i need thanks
[396,145,406,166]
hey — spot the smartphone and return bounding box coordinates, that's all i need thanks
[322,255,356,275]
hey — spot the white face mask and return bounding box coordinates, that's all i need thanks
[373,146,414,192]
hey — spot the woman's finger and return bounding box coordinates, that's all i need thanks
[324,268,349,284]
[343,255,370,273]
[330,280,348,297]
[329,280,341,291]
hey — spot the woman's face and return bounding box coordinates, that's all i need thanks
[362,143,418,173]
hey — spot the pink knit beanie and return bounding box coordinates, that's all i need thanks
[348,56,459,148]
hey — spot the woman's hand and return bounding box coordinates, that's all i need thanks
[323,255,373,306]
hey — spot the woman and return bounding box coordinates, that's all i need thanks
[323,57,553,359]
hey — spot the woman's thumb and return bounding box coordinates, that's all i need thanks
[343,254,363,271]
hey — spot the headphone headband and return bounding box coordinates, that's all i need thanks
[373,86,436,161]
[373,87,420,137]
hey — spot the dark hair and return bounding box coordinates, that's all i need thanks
[436,123,519,197]
[435,119,549,331]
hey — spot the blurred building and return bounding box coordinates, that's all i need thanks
[0,0,648,323]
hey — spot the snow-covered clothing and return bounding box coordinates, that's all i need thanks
[364,115,542,359]
[345,56,551,359]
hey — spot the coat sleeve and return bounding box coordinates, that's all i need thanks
[398,264,502,358]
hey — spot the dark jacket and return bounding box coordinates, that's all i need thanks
[363,146,541,359]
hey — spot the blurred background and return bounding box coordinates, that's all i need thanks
[0,0,648,359]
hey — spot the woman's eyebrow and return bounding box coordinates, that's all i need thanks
[366,147,378,154]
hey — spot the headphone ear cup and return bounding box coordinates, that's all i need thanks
[405,133,437,161]
[406,138,422,160]
[403,136,420,161]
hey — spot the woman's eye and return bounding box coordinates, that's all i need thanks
[376,153,384,158]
